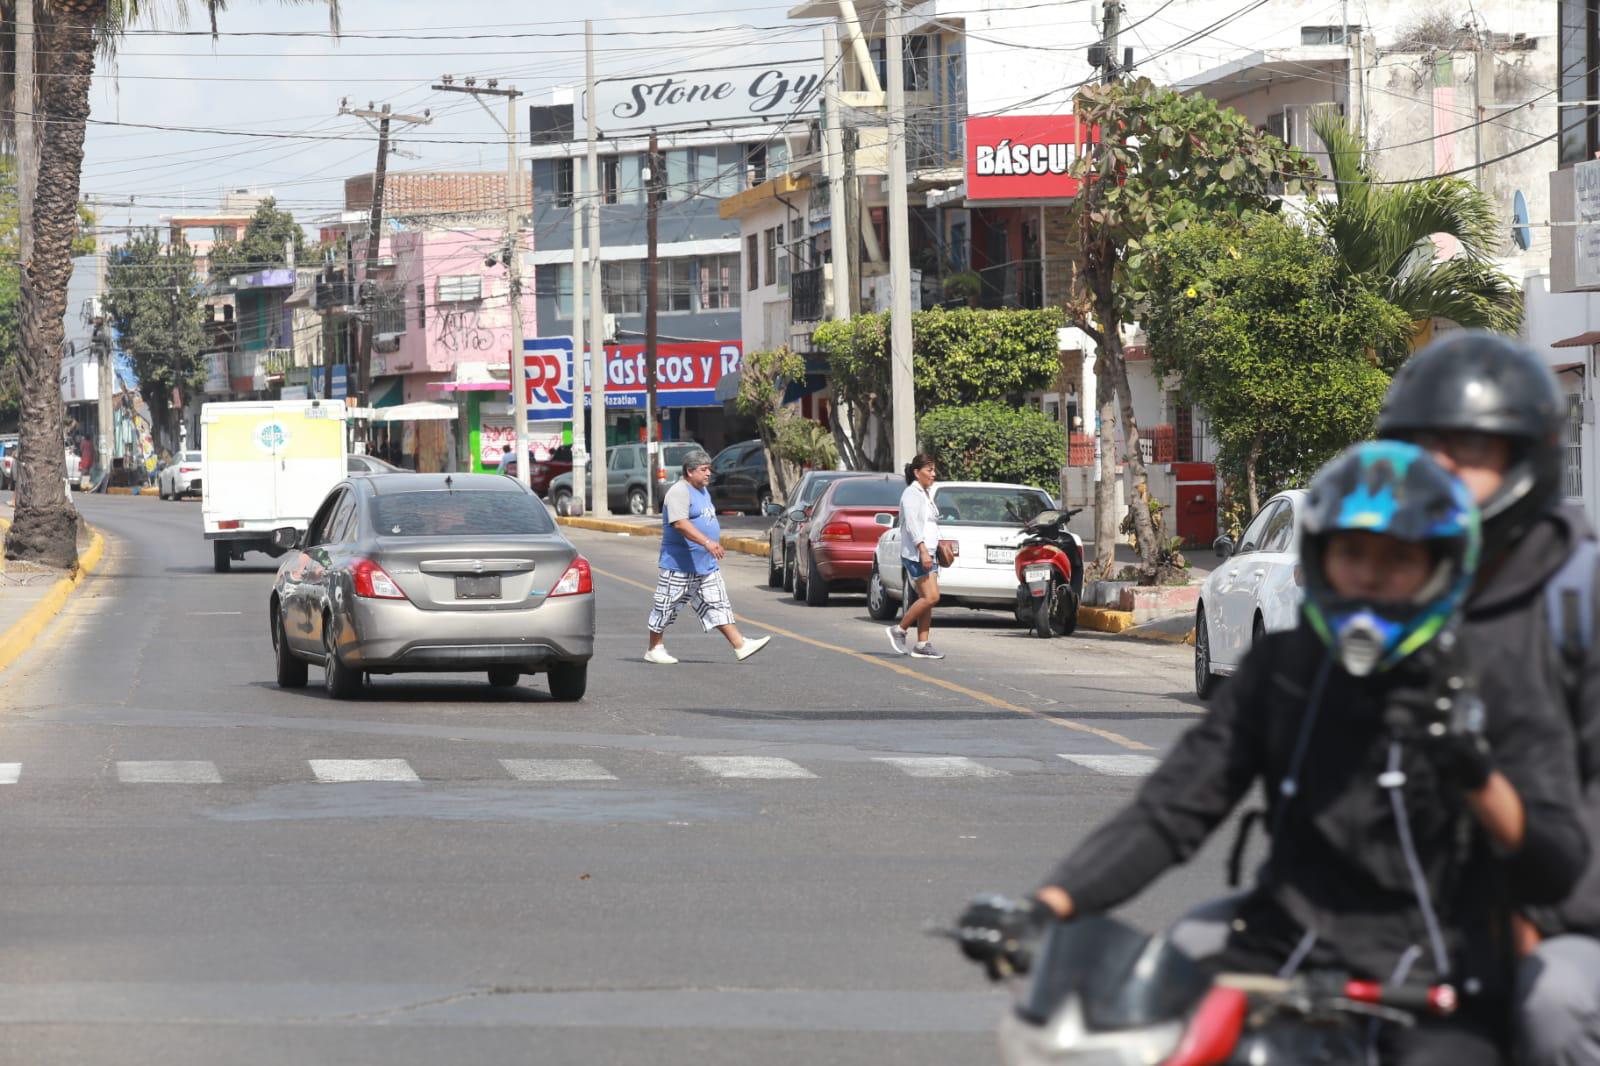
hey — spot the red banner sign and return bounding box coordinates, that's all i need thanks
[965,115,1097,202]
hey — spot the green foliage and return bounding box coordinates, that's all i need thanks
[1144,214,1409,507]
[919,402,1062,490]
[770,410,838,470]
[103,229,206,447]
[1309,110,1521,361]
[205,196,308,280]
[734,345,805,423]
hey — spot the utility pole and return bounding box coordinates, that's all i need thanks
[339,100,431,419]
[585,21,609,517]
[16,0,34,267]
[432,76,531,488]
[1090,0,1123,574]
[885,0,917,471]
[570,157,589,515]
[824,25,852,324]
[644,133,662,513]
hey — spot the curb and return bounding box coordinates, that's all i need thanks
[104,486,159,497]
[0,518,107,675]
[1077,605,1138,634]
[557,515,771,559]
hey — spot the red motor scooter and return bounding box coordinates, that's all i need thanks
[1013,508,1084,639]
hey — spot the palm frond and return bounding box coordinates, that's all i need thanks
[1310,106,1373,208]
[1386,257,1524,335]
[1375,178,1503,269]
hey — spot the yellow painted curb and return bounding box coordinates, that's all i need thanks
[556,516,771,559]
[105,486,160,497]
[1077,605,1138,634]
[0,520,106,675]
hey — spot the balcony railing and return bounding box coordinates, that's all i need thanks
[791,265,826,323]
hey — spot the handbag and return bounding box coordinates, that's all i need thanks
[937,541,956,568]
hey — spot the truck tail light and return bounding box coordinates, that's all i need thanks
[217,519,241,530]
[550,555,592,597]
[352,558,407,600]
[819,520,853,540]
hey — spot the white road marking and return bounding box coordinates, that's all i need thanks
[500,758,617,782]
[309,759,420,783]
[872,756,1007,779]
[190,611,243,616]
[116,760,222,784]
[687,756,817,780]
[1058,754,1161,777]
[0,763,18,784]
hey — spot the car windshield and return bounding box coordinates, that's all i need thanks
[830,479,904,507]
[372,490,556,537]
[183,451,201,463]
[935,487,1053,526]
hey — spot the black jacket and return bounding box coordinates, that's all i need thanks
[1045,623,1588,1001]
[1464,505,1600,936]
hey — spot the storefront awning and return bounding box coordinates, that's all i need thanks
[370,377,404,408]
[369,402,458,422]
[1552,331,1600,348]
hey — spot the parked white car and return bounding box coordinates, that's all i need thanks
[866,481,1062,619]
[1194,489,1307,698]
[159,450,204,500]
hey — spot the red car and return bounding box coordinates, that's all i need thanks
[793,474,904,607]
[502,444,574,498]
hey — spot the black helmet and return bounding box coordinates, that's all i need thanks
[1377,331,1564,557]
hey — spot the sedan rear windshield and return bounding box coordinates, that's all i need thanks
[801,472,854,503]
[662,444,699,468]
[182,451,202,463]
[936,488,1052,526]
[372,490,556,537]
[830,479,904,507]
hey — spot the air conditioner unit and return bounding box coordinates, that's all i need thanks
[374,332,403,354]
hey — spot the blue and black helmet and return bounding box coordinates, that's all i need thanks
[1301,441,1480,676]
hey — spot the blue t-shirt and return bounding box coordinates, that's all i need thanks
[660,480,721,574]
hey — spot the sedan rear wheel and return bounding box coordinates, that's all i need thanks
[804,549,830,607]
[273,605,308,689]
[767,544,784,587]
[547,662,588,702]
[1195,609,1219,699]
[783,550,795,592]
[487,667,521,689]
[323,616,363,700]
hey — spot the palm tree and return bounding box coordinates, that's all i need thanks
[1310,109,1522,367]
[2,0,338,568]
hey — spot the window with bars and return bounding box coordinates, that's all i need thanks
[374,286,407,335]
[1565,391,1585,498]
[416,283,426,329]
[747,234,760,292]
[436,275,483,303]
[554,159,574,208]
[697,253,740,310]
[764,226,780,288]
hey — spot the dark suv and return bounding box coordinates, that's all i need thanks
[708,440,772,515]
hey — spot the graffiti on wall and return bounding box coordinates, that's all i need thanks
[434,306,503,354]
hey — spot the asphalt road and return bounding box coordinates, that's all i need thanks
[0,495,1219,1065]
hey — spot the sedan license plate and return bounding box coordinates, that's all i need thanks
[986,545,1018,565]
[454,574,502,600]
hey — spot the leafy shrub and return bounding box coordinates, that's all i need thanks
[919,402,1062,490]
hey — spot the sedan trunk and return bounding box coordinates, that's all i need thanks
[375,536,577,611]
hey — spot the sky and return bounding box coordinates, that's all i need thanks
[79,0,822,237]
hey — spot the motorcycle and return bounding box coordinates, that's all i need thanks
[1014,509,1085,639]
[945,908,1456,1066]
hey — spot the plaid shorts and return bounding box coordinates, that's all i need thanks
[648,569,734,633]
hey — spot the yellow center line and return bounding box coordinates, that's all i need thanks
[590,563,1153,752]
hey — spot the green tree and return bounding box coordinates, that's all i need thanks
[205,196,308,280]
[103,229,206,452]
[1063,78,1316,579]
[2,0,339,569]
[919,402,1062,490]
[1310,110,1521,360]
[1144,214,1410,516]
[810,307,1064,470]
[734,345,807,501]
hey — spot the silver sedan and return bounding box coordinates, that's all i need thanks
[268,473,595,700]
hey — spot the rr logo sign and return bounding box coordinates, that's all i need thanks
[521,340,573,414]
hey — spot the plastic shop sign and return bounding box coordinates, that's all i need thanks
[965,115,1097,202]
[521,338,742,417]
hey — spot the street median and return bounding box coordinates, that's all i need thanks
[557,515,770,558]
[0,517,107,675]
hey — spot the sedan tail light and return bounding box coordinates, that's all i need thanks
[179,465,199,473]
[819,520,853,541]
[550,555,593,597]
[352,558,408,600]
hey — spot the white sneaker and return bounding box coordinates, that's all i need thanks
[644,646,678,665]
[734,635,772,662]
[886,625,910,656]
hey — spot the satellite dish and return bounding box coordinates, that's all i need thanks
[1513,189,1532,251]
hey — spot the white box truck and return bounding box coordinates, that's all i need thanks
[201,399,348,573]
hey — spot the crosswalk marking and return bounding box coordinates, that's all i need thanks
[309,759,420,783]
[500,758,617,782]
[116,760,222,784]
[872,756,1007,779]
[1058,754,1161,777]
[0,763,18,784]
[687,756,818,780]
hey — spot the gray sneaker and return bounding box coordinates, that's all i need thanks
[886,625,910,656]
[911,642,945,660]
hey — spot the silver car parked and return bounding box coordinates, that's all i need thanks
[268,473,595,700]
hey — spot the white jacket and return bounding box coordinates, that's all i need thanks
[899,482,941,561]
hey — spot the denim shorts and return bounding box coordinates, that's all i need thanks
[903,556,939,580]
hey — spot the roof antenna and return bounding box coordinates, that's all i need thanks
[444,475,454,494]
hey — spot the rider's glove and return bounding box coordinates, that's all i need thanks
[1425,688,1494,791]
[955,894,1056,980]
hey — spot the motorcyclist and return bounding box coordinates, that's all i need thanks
[958,441,1588,1065]
[1378,332,1600,1066]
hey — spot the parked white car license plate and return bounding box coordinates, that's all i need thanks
[986,546,1018,565]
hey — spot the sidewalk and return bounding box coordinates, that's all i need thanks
[0,502,106,674]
